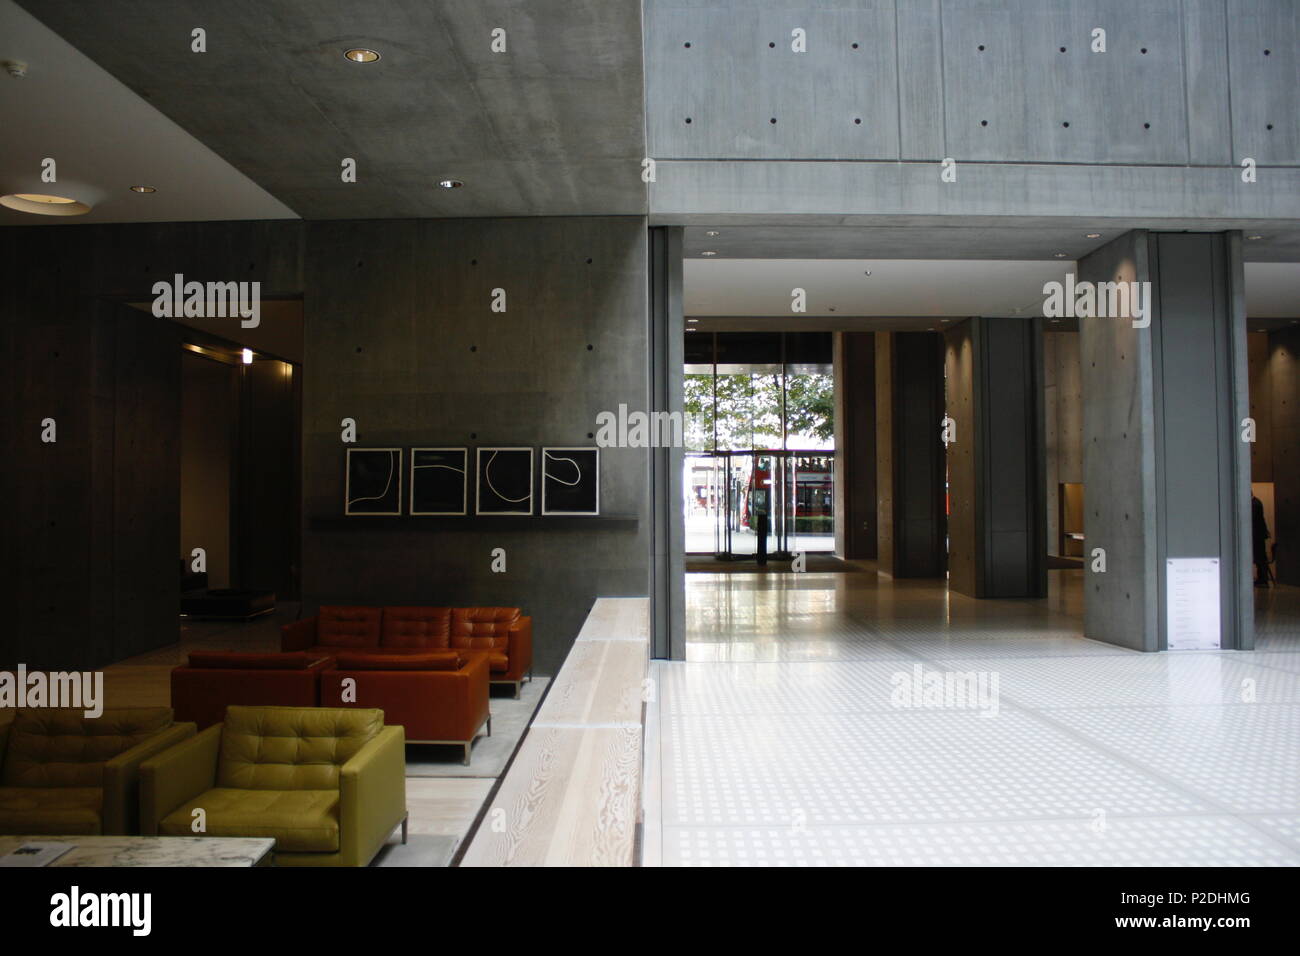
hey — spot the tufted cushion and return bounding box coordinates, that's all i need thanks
[0,786,104,835]
[158,787,339,852]
[317,606,382,649]
[335,652,463,671]
[450,607,520,652]
[380,606,452,649]
[188,652,319,670]
[1,707,173,788]
[216,705,383,791]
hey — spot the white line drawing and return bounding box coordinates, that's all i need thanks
[542,446,599,516]
[409,447,468,516]
[476,447,533,515]
[345,448,402,515]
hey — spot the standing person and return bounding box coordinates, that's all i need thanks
[1252,496,1272,588]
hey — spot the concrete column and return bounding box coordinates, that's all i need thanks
[834,332,877,560]
[650,226,685,660]
[876,331,946,577]
[944,318,1047,599]
[1078,231,1251,651]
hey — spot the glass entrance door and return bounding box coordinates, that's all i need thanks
[685,450,835,558]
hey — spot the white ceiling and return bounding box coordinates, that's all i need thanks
[0,0,296,225]
[685,258,1300,319]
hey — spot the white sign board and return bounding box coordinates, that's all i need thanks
[1166,558,1221,650]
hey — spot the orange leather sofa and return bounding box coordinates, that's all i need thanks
[171,652,336,729]
[283,605,533,697]
[319,651,491,764]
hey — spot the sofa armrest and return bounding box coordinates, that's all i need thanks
[0,715,11,780]
[281,616,318,652]
[102,722,197,836]
[138,723,222,835]
[508,616,533,680]
[339,725,406,867]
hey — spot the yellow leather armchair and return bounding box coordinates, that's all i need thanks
[0,707,195,836]
[139,705,407,867]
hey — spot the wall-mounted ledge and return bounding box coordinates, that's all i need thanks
[309,515,640,533]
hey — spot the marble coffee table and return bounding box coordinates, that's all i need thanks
[0,835,275,867]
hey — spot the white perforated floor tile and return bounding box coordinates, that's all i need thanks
[662,816,1300,867]
[651,572,1300,865]
[659,709,1212,827]
[1046,705,1300,813]
[659,660,953,715]
[929,654,1300,709]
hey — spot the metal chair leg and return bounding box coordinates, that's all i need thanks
[462,742,471,766]
[487,715,493,737]
[401,814,408,845]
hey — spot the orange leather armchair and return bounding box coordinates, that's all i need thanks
[320,651,490,764]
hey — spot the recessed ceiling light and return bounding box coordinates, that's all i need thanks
[1054,252,1068,258]
[705,230,720,237]
[700,250,717,256]
[687,318,699,323]
[0,193,91,216]
[130,185,156,194]
[241,348,254,364]
[1248,235,1264,240]
[438,179,463,189]
[1086,233,1101,239]
[344,48,381,63]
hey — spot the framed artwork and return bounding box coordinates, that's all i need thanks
[345,448,402,515]
[542,447,599,516]
[409,447,468,515]
[476,447,534,515]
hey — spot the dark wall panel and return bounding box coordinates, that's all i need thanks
[1270,327,1300,585]
[839,332,877,560]
[891,332,946,578]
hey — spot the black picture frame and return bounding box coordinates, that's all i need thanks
[345,447,402,515]
[541,447,599,516]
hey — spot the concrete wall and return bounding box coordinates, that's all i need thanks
[302,217,650,676]
[1077,232,1160,651]
[645,0,1300,223]
[1078,230,1251,650]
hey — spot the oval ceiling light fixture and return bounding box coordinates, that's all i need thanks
[700,250,717,256]
[1054,251,1068,258]
[705,230,720,237]
[0,192,92,216]
[1085,233,1101,239]
[438,179,463,189]
[344,48,381,63]
[130,185,156,193]
[1247,234,1264,241]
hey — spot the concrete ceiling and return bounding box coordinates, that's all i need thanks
[15,0,648,220]
[685,258,1300,322]
[683,222,1300,263]
[0,0,297,225]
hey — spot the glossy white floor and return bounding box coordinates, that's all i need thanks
[642,569,1300,867]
